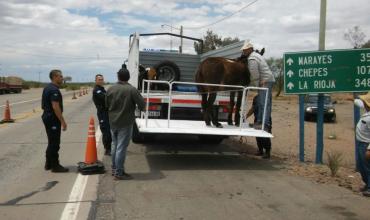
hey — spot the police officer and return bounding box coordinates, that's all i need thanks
[93,74,112,155]
[42,69,68,172]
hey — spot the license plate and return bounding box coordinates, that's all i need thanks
[135,110,160,117]
[148,111,160,117]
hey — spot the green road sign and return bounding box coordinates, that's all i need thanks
[284,48,370,94]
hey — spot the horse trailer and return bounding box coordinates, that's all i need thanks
[127,33,273,144]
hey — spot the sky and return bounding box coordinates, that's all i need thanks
[0,0,369,82]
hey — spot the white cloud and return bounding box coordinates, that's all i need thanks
[0,0,369,82]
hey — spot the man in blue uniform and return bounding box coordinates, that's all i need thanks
[42,69,68,172]
[93,74,112,156]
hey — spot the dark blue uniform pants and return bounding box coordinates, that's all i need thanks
[42,113,61,165]
[97,111,112,151]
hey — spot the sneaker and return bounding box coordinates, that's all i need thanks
[114,173,133,180]
[362,190,370,197]
[359,185,368,192]
[51,164,69,173]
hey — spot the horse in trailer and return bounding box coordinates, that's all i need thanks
[195,57,250,128]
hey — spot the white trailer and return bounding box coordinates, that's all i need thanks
[127,33,273,144]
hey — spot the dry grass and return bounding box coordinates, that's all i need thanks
[326,151,343,177]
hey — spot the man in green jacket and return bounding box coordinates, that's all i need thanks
[106,66,145,180]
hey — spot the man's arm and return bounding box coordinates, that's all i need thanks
[366,144,370,161]
[132,89,145,111]
[248,59,260,87]
[52,101,67,131]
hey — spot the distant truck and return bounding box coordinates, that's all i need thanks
[0,76,23,94]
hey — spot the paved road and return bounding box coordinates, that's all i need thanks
[94,137,370,220]
[0,88,103,220]
[0,88,369,220]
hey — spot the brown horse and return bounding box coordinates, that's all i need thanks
[195,57,250,128]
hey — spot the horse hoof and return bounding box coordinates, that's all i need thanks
[215,123,223,128]
[227,121,233,125]
[235,123,240,127]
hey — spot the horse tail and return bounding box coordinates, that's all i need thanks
[195,65,204,93]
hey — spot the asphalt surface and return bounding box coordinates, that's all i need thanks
[0,88,103,220]
[94,137,370,219]
[0,89,369,220]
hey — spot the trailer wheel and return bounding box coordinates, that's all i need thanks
[198,135,224,145]
[154,61,180,89]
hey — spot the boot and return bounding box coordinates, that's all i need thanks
[262,149,271,159]
[104,149,111,156]
[44,160,51,171]
[255,146,264,156]
[104,143,111,156]
[51,162,69,173]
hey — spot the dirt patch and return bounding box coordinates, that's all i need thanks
[231,93,366,194]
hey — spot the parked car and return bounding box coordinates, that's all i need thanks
[304,94,336,122]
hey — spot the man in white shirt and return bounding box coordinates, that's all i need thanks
[354,92,370,197]
[241,40,275,130]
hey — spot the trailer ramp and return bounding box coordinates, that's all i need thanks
[136,119,273,138]
[137,80,273,138]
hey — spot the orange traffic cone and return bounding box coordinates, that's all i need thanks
[77,116,105,175]
[85,116,97,164]
[1,100,15,123]
[72,91,77,99]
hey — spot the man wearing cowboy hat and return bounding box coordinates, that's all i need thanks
[241,40,275,130]
[354,92,370,197]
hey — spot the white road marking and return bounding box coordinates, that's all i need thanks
[60,125,102,220]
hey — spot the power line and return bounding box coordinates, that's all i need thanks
[183,0,259,30]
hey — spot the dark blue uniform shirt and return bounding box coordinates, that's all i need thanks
[93,85,107,112]
[42,83,63,115]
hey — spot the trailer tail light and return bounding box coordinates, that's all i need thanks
[220,106,236,113]
[148,105,161,111]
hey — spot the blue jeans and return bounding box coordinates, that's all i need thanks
[256,81,274,127]
[357,141,370,191]
[111,124,133,176]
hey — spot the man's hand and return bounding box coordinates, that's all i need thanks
[366,150,370,161]
[259,80,266,87]
[62,121,67,131]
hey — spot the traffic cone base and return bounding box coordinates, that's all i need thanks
[77,116,105,175]
[72,91,77,99]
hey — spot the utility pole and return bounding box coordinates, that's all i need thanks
[180,25,183,54]
[315,0,327,164]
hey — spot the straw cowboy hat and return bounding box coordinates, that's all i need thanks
[359,92,370,108]
[240,40,254,51]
